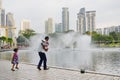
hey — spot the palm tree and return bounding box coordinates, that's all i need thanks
[7,38,13,47]
[1,36,7,45]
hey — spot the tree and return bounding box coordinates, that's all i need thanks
[16,35,26,46]
[92,34,102,42]
[7,38,13,46]
[92,33,113,44]
[116,32,120,43]
[21,29,36,39]
[85,31,90,35]
[85,31,97,35]
[109,32,118,41]
[1,36,7,45]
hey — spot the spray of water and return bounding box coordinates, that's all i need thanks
[29,32,92,50]
[29,33,48,50]
[27,32,93,71]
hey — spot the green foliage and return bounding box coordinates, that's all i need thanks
[85,31,91,35]
[17,35,26,43]
[85,31,97,35]
[0,36,13,47]
[109,32,120,42]
[1,36,7,42]
[20,29,36,39]
[7,38,13,46]
[90,31,120,47]
[91,32,113,43]
[0,36,7,46]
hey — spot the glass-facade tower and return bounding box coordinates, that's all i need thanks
[62,7,69,32]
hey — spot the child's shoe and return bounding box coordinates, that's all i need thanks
[15,67,19,69]
[11,68,15,71]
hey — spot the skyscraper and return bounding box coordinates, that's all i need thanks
[6,12,15,38]
[45,18,53,34]
[21,19,30,31]
[77,8,96,34]
[0,0,5,26]
[86,11,96,32]
[62,7,69,32]
[0,9,5,26]
[55,23,62,33]
[0,0,2,9]
[77,8,86,34]
[6,12,15,27]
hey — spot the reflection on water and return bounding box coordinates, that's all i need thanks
[0,49,120,75]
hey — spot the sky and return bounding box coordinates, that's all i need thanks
[2,0,120,33]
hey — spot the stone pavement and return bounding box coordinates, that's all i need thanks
[0,60,120,80]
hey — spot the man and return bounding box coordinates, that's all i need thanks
[37,36,49,70]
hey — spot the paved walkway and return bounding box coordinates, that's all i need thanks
[0,60,120,80]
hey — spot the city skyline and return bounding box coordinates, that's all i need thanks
[2,0,120,33]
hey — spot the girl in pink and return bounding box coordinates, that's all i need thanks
[11,48,19,71]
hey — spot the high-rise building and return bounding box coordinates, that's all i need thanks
[0,0,5,26]
[0,9,5,26]
[21,19,30,31]
[103,27,110,35]
[86,11,96,32]
[0,0,2,9]
[55,23,62,33]
[77,8,96,34]
[96,25,120,35]
[0,28,5,37]
[62,7,69,32]
[6,12,15,27]
[45,18,53,34]
[77,8,86,34]
[6,12,15,38]
[115,26,120,33]
[109,26,115,33]
[96,28,103,35]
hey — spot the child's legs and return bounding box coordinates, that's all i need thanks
[16,64,18,68]
[12,64,15,69]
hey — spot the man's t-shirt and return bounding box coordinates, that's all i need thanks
[37,40,49,53]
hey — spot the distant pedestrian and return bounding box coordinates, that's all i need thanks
[11,48,19,71]
[37,36,49,70]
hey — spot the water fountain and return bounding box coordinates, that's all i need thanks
[29,32,92,50]
[29,32,92,71]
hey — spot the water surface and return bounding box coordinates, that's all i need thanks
[0,48,120,75]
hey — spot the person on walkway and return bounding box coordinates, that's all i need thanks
[11,48,19,71]
[37,36,49,70]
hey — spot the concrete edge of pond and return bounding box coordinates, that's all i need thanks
[0,49,13,52]
[0,49,29,52]
[20,62,120,77]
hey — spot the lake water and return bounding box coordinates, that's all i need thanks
[0,48,120,75]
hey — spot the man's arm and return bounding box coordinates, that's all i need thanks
[41,43,48,51]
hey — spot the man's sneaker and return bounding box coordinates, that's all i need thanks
[44,68,49,70]
[37,67,41,70]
